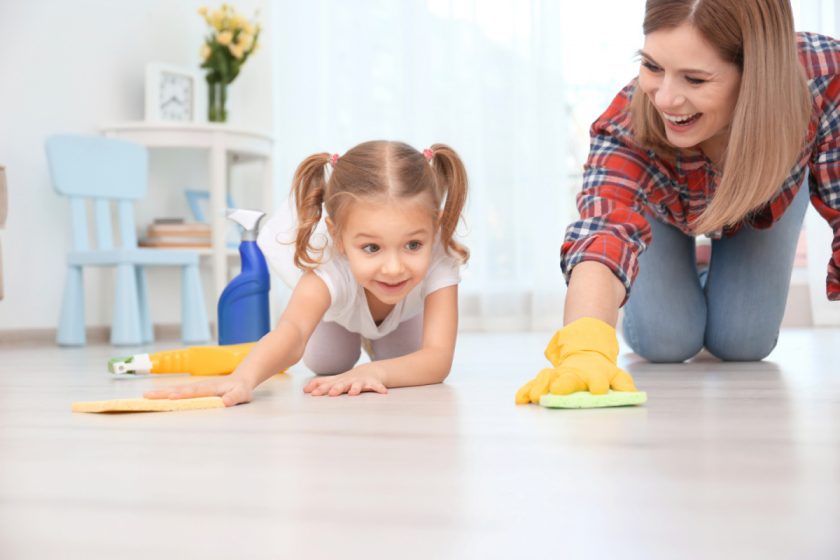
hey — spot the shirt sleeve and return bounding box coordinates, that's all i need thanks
[421,243,462,298]
[561,101,654,304]
[257,204,304,289]
[313,254,351,314]
[808,74,840,301]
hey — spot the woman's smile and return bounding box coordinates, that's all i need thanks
[661,110,703,132]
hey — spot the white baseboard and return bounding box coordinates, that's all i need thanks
[0,324,209,346]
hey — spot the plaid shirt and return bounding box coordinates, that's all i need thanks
[562,32,840,302]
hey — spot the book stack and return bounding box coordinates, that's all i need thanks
[139,220,212,248]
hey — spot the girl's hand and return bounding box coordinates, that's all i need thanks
[144,376,253,407]
[303,364,388,397]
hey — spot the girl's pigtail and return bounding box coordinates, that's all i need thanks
[292,152,331,269]
[429,143,470,263]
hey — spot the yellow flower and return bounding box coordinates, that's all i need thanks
[231,14,247,30]
[217,30,233,46]
[238,32,254,51]
[200,5,260,66]
[229,42,245,59]
[210,9,225,30]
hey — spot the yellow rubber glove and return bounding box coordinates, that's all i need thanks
[515,317,638,405]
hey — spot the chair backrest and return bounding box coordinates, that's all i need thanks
[45,135,148,251]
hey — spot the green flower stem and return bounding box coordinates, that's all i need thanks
[208,80,228,123]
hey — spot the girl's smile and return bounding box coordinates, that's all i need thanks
[375,279,409,293]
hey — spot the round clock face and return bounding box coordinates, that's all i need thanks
[159,72,193,121]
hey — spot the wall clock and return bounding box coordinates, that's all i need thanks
[144,63,206,122]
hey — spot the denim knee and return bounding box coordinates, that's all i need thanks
[623,316,705,363]
[704,330,777,362]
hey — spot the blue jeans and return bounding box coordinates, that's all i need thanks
[622,184,809,362]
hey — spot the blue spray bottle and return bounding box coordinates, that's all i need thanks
[218,209,270,345]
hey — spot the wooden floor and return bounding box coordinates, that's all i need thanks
[1,329,839,559]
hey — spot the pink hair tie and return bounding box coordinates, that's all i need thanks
[423,148,433,161]
[329,153,340,166]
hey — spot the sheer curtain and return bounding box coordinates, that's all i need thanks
[268,0,836,330]
[271,0,647,331]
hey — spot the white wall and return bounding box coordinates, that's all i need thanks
[0,0,274,334]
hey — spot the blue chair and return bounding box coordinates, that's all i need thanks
[45,135,211,346]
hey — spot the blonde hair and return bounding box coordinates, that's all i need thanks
[630,0,811,233]
[291,141,469,269]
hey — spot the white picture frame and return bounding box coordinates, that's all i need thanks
[144,62,207,123]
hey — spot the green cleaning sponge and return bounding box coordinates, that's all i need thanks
[540,390,647,409]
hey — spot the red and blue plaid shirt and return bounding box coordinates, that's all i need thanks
[562,32,840,302]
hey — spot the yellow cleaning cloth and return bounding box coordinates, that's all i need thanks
[71,396,225,413]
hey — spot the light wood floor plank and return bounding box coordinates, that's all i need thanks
[0,329,838,559]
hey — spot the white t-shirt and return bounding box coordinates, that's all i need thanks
[257,202,462,340]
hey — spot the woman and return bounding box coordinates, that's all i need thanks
[517,0,840,404]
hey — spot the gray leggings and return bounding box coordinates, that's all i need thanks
[302,314,424,375]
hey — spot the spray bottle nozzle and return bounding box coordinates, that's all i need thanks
[226,209,265,242]
[108,354,153,374]
[226,209,265,232]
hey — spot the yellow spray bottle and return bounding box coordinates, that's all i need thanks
[108,342,256,376]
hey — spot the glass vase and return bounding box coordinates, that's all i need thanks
[208,81,228,123]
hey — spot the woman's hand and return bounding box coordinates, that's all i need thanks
[144,376,254,407]
[304,363,388,397]
[515,317,638,404]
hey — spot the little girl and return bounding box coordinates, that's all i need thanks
[145,140,469,405]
